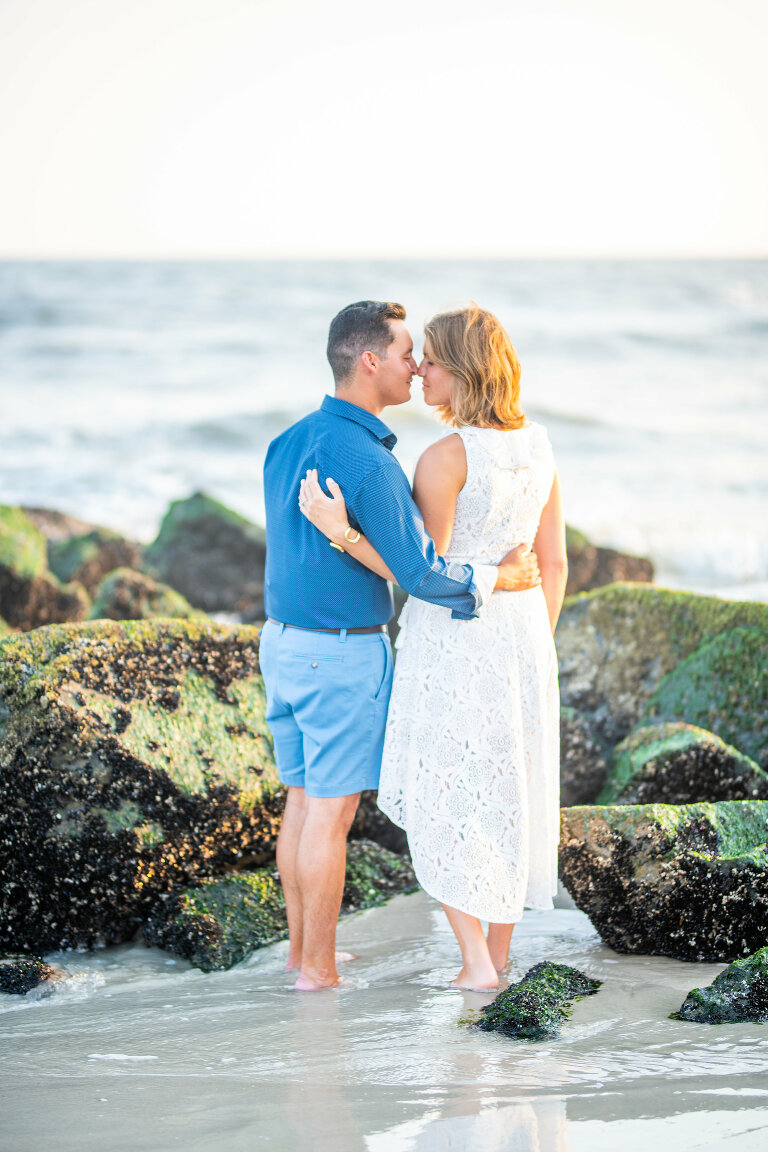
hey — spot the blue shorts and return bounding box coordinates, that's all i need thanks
[258,620,394,798]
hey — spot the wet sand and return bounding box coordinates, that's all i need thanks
[2,890,768,1151]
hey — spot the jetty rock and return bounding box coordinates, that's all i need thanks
[0,505,90,631]
[48,528,144,596]
[676,945,768,1024]
[559,801,768,961]
[89,568,201,622]
[559,706,611,806]
[144,839,417,971]
[555,585,768,765]
[0,619,283,953]
[598,723,768,806]
[145,492,266,620]
[0,953,61,996]
[564,526,653,595]
[473,961,601,1040]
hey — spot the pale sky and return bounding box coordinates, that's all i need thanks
[1,0,766,257]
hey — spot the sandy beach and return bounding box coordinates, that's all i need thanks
[3,889,768,1151]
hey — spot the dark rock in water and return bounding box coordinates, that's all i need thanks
[145,492,266,619]
[89,568,202,622]
[144,839,417,971]
[565,526,653,595]
[559,801,768,961]
[0,953,58,995]
[555,585,768,765]
[0,619,283,952]
[599,723,768,805]
[473,961,601,1040]
[560,706,611,806]
[48,529,144,596]
[0,505,91,630]
[351,790,409,856]
[675,946,768,1024]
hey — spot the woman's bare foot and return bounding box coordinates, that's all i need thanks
[285,950,358,973]
[452,963,499,992]
[293,972,341,991]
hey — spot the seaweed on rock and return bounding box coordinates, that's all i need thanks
[675,946,768,1024]
[473,962,601,1040]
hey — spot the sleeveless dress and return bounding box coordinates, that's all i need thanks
[377,423,560,923]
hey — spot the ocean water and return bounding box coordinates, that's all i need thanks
[1,258,767,600]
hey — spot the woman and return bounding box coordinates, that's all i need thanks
[299,304,567,991]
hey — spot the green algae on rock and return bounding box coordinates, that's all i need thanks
[144,840,417,971]
[559,801,768,961]
[49,528,144,596]
[0,619,282,952]
[0,954,58,995]
[598,723,768,806]
[675,946,768,1024]
[145,492,266,619]
[473,962,601,1040]
[555,585,768,764]
[0,616,10,638]
[89,567,202,622]
[0,504,90,630]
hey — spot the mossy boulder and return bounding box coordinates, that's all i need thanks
[0,505,90,630]
[144,839,417,971]
[599,723,768,806]
[565,525,653,596]
[0,619,283,952]
[675,946,768,1024]
[555,585,768,764]
[0,616,10,638]
[145,492,266,620]
[473,961,601,1040]
[560,706,611,806]
[89,568,201,622]
[49,529,144,595]
[0,954,59,995]
[559,801,768,960]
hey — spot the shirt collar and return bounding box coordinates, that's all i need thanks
[321,394,397,450]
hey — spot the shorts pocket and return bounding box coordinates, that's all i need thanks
[371,635,393,701]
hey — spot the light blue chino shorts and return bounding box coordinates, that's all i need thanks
[258,620,394,798]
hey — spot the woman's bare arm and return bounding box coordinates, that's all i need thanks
[298,470,397,581]
[410,434,466,554]
[532,472,568,632]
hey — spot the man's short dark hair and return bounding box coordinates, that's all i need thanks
[327,300,407,385]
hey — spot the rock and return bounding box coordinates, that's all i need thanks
[472,961,601,1040]
[565,525,653,595]
[675,946,768,1024]
[144,839,417,971]
[0,617,10,638]
[599,723,768,805]
[0,505,90,630]
[555,585,768,764]
[48,529,144,596]
[350,790,409,855]
[0,619,283,952]
[89,568,201,622]
[559,801,768,960]
[0,954,58,995]
[145,492,266,619]
[559,706,611,806]
[22,507,100,542]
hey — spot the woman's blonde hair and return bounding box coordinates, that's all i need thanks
[424,303,525,429]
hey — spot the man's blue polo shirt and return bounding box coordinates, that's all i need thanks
[263,395,490,628]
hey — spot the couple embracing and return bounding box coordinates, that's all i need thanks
[260,300,567,992]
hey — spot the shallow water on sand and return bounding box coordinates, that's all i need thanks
[2,892,768,1151]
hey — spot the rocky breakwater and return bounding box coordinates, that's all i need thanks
[555,584,768,804]
[0,505,90,630]
[559,802,768,961]
[0,619,283,953]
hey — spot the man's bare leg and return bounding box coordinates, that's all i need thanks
[441,903,499,991]
[294,792,360,991]
[486,922,515,972]
[276,786,308,971]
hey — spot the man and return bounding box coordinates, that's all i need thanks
[261,300,540,990]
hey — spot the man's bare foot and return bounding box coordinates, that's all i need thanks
[293,972,341,991]
[285,950,358,973]
[452,964,499,992]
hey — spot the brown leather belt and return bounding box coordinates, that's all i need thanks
[268,619,386,635]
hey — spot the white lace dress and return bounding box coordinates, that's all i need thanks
[378,423,560,923]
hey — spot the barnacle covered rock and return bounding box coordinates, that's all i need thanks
[473,961,601,1040]
[675,946,768,1024]
[0,619,282,952]
[89,567,201,622]
[0,504,90,630]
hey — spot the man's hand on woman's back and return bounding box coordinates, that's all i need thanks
[495,543,541,591]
